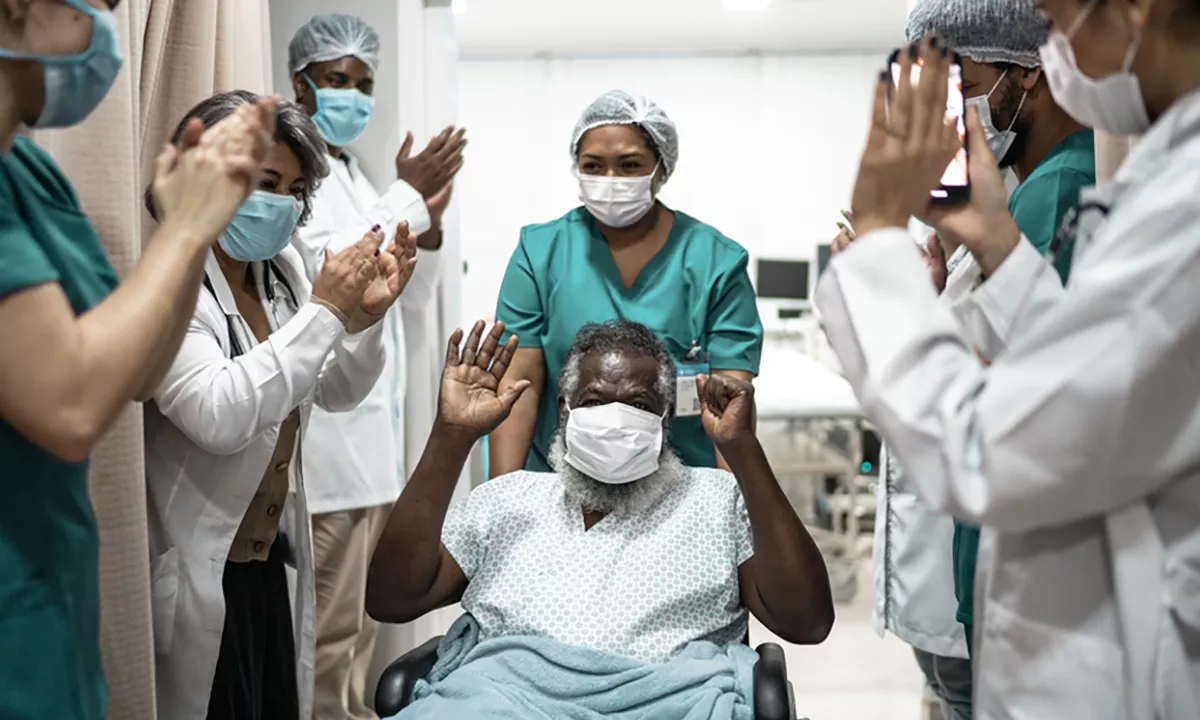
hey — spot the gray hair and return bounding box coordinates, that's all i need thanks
[559,321,676,417]
[146,91,330,226]
[905,0,1048,68]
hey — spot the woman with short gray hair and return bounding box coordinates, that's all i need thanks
[143,91,420,720]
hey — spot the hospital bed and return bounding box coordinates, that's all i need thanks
[754,342,872,602]
[375,636,807,720]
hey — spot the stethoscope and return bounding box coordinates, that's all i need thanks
[202,261,298,359]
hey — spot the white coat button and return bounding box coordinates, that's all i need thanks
[274,461,289,473]
[253,541,266,553]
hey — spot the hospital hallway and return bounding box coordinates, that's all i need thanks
[750,547,927,720]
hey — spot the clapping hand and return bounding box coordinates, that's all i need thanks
[849,37,962,239]
[152,97,278,243]
[831,209,857,255]
[697,374,756,450]
[311,229,382,320]
[395,126,467,200]
[359,221,419,317]
[435,321,530,441]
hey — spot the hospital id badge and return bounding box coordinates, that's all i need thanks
[676,348,709,418]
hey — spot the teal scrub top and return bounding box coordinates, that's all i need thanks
[495,206,764,472]
[0,137,119,720]
[953,129,1096,633]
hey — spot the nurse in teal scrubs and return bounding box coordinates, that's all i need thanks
[488,90,764,476]
[0,2,268,717]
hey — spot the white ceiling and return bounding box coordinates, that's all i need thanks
[455,0,909,58]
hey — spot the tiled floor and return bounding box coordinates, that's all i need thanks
[749,562,927,720]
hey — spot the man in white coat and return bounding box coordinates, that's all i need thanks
[285,14,466,720]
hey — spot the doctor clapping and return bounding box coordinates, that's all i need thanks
[284,16,466,718]
[817,5,1200,717]
[143,92,418,720]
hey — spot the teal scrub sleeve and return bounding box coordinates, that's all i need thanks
[0,189,59,300]
[494,236,545,349]
[1009,169,1093,255]
[704,251,764,375]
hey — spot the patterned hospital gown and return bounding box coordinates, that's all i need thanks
[441,467,755,664]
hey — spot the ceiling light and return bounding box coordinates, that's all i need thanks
[723,0,773,10]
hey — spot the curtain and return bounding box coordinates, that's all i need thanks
[29,3,272,718]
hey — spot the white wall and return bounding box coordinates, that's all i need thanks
[455,52,888,329]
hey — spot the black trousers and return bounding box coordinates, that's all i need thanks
[207,536,299,720]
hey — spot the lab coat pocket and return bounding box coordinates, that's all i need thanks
[150,546,180,657]
[978,602,1125,720]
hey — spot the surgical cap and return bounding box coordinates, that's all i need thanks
[905,0,1048,68]
[570,91,680,179]
[288,14,381,75]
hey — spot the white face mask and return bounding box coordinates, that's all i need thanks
[966,73,1027,162]
[576,166,658,229]
[1038,0,1150,136]
[563,403,664,485]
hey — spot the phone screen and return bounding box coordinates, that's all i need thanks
[890,57,968,200]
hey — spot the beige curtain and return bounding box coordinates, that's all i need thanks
[1095,130,1139,183]
[29,3,271,718]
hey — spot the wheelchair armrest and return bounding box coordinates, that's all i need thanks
[754,642,798,720]
[374,635,444,717]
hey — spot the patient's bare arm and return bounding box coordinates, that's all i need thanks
[697,374,836,645]
[366,321,530,623]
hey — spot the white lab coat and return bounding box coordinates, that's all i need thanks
[872,248,973,660]
[292,152,442,515]
[144,246,387,720]
[817,88,1200,719]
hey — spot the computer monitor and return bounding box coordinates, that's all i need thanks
[756,258,811,301]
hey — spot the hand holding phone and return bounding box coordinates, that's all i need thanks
[847,37,965,239]
[888,46,969,203]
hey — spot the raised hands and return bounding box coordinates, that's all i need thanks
[395,126,467,201]
[312,228,383,320]
[152,97,278,244]
[919,109,1022,277]
[697,373,756,449]
[359,221,420,317]
[850,37,962,239]
[435,321,530,441]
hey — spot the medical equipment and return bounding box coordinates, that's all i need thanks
[755,341,871,603]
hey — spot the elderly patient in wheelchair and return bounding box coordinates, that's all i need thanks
[366,320,834,720]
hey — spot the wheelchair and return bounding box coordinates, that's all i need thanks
[375,635,806,720]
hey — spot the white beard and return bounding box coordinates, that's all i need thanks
[548,428,684,517]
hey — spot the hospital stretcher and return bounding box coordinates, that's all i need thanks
[754,347,871,602]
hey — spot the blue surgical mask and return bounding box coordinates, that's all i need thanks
[217,191,302,262]
[0,0,125,128]
[304,75,375,147]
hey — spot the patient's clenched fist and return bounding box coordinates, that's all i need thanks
[696,373,755,448]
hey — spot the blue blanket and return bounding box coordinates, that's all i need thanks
[390,614,759,720]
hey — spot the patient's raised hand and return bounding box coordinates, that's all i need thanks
[696,373,756,451]
[435,321,531,441]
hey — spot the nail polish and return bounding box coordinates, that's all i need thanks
[371,224,381,233]
[909,42,919,59]
[374,249,380,257]
[929,35,939,49]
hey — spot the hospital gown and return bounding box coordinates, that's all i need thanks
[441,467,754,664]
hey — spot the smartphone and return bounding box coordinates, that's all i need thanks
[887,49,969,204]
